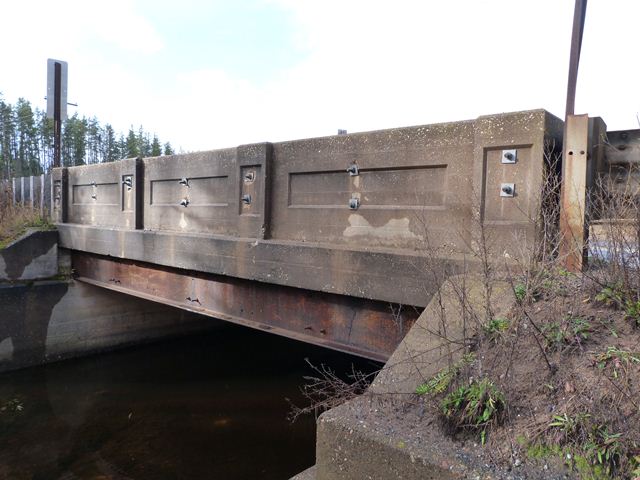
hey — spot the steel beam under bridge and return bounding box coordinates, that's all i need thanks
[72,252,420,362]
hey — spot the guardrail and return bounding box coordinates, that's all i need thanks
[1,174,52,218]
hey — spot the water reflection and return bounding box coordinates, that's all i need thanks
[0,324,380,480]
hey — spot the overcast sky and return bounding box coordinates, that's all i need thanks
[1,0,638,152]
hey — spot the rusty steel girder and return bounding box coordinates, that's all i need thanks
[72,252,419,362]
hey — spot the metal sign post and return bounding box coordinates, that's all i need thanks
[559,0,589,272]
[46,59,68,168]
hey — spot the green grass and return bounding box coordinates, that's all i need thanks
[415,353,475,396]
[441,377,505,445]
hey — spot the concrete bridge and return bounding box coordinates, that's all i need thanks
[49,109,564,361]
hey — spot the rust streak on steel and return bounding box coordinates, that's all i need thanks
[559,114,590,272]
[72,251,420,362]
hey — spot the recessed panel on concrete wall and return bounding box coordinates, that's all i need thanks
[240,165,262,216]
[289,171,349,207]
[482,147,532,223]
[66,160,137,229]
[144,150,237,235]
[122,175,134,212]
[359,166,446,207]
[473,110,564,257]
[272,121,476,250]
[72,182,119,206]
[150,176,229,206]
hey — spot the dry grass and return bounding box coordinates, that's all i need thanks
[0,188,52,248]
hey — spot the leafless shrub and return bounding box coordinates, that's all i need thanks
[287,359,376,422]
[587,166,640,302]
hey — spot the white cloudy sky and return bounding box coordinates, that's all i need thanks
[1,0,638,152]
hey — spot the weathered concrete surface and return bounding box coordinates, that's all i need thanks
[57,224,466,308]
[55,110,563,307]
[0,279,220,373]
[297,275,548,480]
[370,276,514,396]
[290,466,317,480]
[0,229,58,281]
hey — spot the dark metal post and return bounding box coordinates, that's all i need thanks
[565,0,588,117]
[53,62,62,168]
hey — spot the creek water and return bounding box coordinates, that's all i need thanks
[0,324,380,480]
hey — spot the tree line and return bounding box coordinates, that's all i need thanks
[0,94,175,179]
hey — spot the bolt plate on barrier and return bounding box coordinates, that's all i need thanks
[501,149,517,164]
[500,183,515,197]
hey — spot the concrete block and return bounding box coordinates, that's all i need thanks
[314,275,519,480]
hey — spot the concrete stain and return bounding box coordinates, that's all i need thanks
[343,214,421,242]
[0,281,69,370]
[0,230,57,280]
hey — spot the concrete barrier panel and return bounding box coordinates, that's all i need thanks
[66,159,138,228]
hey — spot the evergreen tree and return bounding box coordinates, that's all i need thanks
[150,135,162,156]
[0,97,177,178]
[125,127,139,158]
[86,117,101,164]
[15,98,39,176]
[137,125,150,157]
[102,124,118,162]
[0,95,16,178]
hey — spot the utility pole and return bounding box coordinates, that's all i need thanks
[47,59,68,168]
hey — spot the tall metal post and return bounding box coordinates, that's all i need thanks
[565,0,588,117]
[53,62,62,168]
[560,0,590,272]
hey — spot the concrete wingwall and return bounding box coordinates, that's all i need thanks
[0,278,221,374]
[54,110,564,307]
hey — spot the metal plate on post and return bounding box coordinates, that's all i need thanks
[46,59,68,120]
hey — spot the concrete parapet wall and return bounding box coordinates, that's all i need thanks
[0,279,219,373]
[53,110,563,306]
[55,110,561,249]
